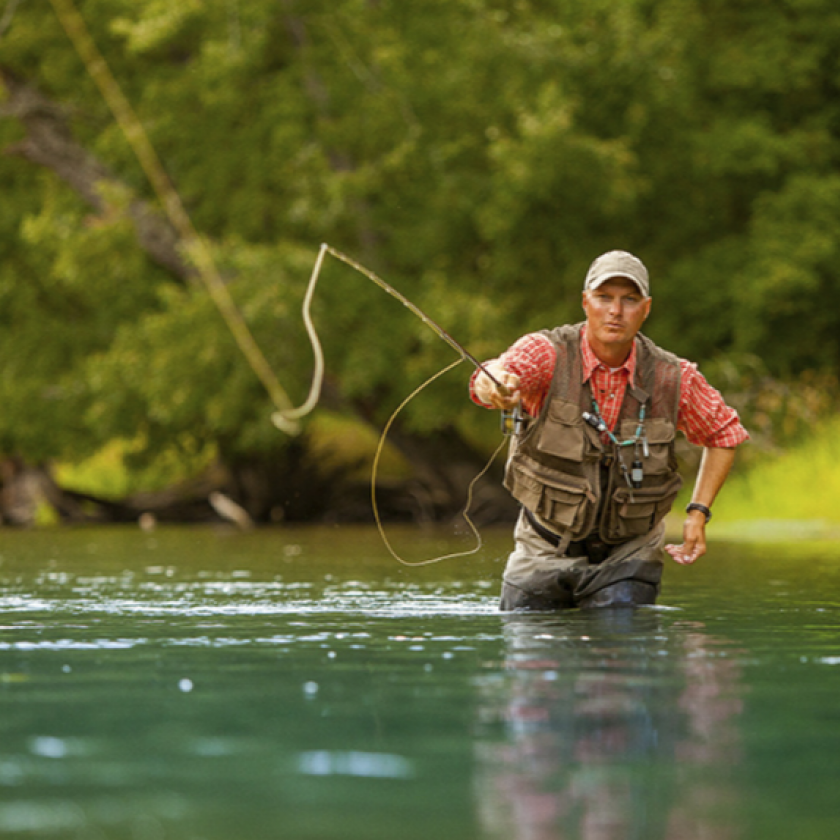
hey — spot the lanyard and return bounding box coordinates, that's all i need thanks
[583,399,648,453]
[582,399,649,491]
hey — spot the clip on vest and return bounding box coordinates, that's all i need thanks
[582,411,607,434]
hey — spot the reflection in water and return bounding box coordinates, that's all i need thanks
[474,611,745,840]
[3,529,840,839]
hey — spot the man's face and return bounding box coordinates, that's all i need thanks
[582,277,651,349]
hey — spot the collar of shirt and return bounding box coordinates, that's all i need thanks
[580,323,638,387]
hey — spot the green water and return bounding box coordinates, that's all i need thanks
[1,525,839,839]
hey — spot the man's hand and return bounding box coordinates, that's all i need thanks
[474,361,521,410]
[664,510,707,565]
[664,447,736,566]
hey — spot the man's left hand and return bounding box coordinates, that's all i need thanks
[664,511,707,565]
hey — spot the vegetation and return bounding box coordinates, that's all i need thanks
[715,416,840,526]
[1,0,840,524]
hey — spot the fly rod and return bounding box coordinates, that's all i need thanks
[324,245,511,393]
[272,243,516,430]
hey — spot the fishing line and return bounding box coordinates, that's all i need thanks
[370,359,508,567]
[50,0,508,561]
[272,243,511,430]
[281,243,510,565]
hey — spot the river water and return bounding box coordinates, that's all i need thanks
[1,524,839,839]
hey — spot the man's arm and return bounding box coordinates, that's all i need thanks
[665,446,737,565]
[469,333,556,415]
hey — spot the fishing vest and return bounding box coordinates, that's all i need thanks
[503,324,683,545]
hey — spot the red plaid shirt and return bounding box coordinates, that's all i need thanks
[471,325,749,448]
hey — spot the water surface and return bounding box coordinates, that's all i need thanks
[1,525,839,839]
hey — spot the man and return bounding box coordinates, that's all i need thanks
[471,250,749,610]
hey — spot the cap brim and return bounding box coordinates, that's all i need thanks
[586,273,648,295]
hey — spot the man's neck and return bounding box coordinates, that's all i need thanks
[585,332,633,368]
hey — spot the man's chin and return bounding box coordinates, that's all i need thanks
[601,329,628,342]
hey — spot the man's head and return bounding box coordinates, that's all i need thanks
[583,250,649,298]
[581,250,651,363]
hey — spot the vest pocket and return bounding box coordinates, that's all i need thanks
[618,418,675,475]
[540,478,592,530]
[536,399,587,462]
[505,458,595,534]
[603,474,683,541]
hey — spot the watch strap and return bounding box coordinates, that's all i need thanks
[686,502,712,523]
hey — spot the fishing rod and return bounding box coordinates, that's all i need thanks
[325,245,512,393]
[272,243,518,430]
[48,0,517,565]
[273,243,520,567]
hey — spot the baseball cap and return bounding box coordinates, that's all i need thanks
[584,250,650,297]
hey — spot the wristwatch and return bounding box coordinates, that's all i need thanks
[686,502,712,523]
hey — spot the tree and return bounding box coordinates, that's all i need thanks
[2,0,840,522]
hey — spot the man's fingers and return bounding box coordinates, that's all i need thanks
[490,388,521,410]
[664,543,700,565]
[477,366,520,407]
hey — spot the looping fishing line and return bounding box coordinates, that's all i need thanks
[276,244,509,566]
[369,359,508,567]
[52,0,505,562]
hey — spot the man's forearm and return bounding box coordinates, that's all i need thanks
[691,446,737,509]
[665,446,738,565]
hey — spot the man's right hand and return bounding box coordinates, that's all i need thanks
[474,361,521,410]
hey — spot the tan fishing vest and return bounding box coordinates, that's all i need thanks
[503,324,683,544]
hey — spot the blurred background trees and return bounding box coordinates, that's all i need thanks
[1,0,839,524]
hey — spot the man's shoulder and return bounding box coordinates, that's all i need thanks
[635,331,683,369]
[542,322,584,346]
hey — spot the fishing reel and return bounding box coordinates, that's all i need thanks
[501,405,527,436]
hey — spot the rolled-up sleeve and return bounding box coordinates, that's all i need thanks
[469,333,556,415]
[677,361,750,448]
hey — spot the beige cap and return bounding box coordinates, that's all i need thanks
[584,250,649,297]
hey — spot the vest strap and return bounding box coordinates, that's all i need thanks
[522,508,608,562]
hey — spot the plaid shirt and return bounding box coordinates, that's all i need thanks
[471,325,749,448]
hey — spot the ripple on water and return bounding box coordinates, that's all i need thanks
[0,578,499,620]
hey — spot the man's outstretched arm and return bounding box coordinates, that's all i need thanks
[665,446,737,565]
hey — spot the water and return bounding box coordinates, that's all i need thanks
[1,525,839,839]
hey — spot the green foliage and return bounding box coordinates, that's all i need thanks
[2,0,840,486]
[55,437,216,500]
[734,175,840,373]
[716,416,840,524]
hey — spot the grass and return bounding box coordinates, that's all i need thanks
[53,414,411,507]
[49,415,840,540]
[718,417,840,521]
[706,415,840,540]
[55,438,217,501]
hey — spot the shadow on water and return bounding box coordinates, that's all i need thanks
[0,526,839,839]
